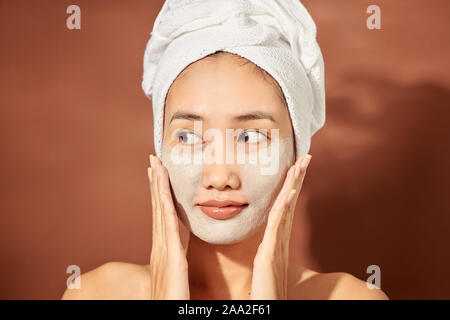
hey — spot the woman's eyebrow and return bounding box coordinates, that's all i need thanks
[233,111,275,122]
[169,111,203,123]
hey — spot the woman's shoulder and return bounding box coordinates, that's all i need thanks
[61,261,151,300]
[289,265,389,300]
[61,261,389,300]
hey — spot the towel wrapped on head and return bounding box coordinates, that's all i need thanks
[142,0,325,159]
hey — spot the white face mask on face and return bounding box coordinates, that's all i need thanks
[161,135,294,244]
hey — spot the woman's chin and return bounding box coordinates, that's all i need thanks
[192,224,266,245]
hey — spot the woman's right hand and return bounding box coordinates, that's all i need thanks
[148,154,190,300]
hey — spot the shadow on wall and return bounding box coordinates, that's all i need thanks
[306,75,450,299]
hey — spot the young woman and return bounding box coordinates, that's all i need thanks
[62,0,389,300]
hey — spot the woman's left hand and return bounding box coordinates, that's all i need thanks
[250,154,311,300]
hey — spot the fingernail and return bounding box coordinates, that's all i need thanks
[147,167,152,182]
[287,189,296,203]
[150,155,154,168]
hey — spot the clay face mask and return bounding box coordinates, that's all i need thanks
[161,134,294,244]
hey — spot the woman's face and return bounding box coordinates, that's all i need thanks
[161,52,295,244]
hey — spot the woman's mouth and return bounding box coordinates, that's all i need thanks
[197,200,249,220]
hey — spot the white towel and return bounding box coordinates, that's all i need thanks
[142,0,325,159]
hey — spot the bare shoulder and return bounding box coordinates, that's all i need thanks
[289,266,389,300]
[326,271,389,300]
[61,262,151,300]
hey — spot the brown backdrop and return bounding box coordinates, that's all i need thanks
[1,0,449,299]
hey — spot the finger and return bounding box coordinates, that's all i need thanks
[148,156,158,230]
[148,166,157,239]
[263,171,295,245]
[290,154,312,208]
[267,156,305,227]
[264,155,310,244]
[280,154,312,230]
[276,156,304,205]
[148,156,159,241]
[151,155,164,244]
[269,163,297,217]
[155,155,182,248]
[158,161,180,233]
[157,158,187,253]
[154,156,169,246]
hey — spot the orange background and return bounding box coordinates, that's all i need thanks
[1,0,449,299]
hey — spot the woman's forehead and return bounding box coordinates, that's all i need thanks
[165,54,287,117]
[164,88,288,127]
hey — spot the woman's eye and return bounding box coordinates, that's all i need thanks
[238,130,268,144]
[177,131,202,145]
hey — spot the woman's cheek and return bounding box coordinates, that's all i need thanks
[161,143,203,224]
[159,136,294,244]
[240,136,295,221]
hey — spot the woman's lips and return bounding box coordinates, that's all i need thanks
[197,200,249,220]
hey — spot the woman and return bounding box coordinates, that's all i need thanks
[62,0,389,300]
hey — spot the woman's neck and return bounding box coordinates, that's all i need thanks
[186,225,266,299]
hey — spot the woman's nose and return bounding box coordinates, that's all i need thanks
[202,163,241,191]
